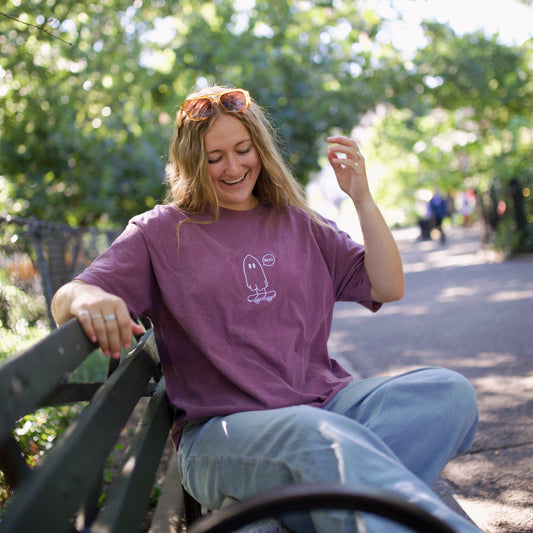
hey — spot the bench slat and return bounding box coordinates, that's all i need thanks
[0,318,96,444]
[0,332,159,533]
[91,381,173,533]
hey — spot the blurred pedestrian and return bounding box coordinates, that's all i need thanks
[429,187,448,243]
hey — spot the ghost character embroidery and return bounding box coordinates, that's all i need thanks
[243,254,277,304]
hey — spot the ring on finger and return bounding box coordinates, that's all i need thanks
[104,314,117,323]
[79,309,90,319]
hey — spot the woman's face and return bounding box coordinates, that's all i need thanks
[204,114,261,211]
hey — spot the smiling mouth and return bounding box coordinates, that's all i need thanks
[222,172,247,186]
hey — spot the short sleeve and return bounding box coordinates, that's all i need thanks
[311,217,382,312]
[75,223,157,318]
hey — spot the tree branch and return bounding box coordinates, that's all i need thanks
[0,11,72,46]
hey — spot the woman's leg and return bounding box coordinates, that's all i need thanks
[178,381,482,532]
[325,367,479,485]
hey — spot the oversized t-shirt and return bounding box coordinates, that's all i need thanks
[76,203,380,447]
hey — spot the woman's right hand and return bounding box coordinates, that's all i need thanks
[52,281,145,358]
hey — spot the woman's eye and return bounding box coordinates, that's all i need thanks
[207,146,251,164]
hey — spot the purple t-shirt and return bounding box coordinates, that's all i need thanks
[76,203,380,446]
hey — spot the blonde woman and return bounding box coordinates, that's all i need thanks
[52,86,481,532]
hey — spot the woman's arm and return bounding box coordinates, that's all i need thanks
[327,135,405,303]
[52,280,145,358]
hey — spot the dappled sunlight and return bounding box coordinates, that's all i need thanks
[397,226,507,274]
[402,245,495,272]
[449,353,517,369]
[487,289,533,303]
[341,351,527,383]
[471,374,533,414]
[400,352,518,371]
[436,286,479,303]
[452,495,533,533]
[444,444,533,533]
[333,301,431,319]
[474,373,533,394]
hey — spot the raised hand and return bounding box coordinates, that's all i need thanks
[327,135,371,207]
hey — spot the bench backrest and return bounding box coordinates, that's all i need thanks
[0,318,173,533]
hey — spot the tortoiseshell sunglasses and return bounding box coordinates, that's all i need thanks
[178,89,251,127]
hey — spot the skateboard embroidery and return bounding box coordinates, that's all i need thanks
[243,254,277,304]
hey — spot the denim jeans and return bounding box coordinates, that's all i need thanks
[178,367,483,532]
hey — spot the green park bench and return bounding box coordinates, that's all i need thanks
[0,319,457,533]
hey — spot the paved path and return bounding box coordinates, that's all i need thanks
[330,224,533,533]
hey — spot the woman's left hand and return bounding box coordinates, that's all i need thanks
[327,136,371,206]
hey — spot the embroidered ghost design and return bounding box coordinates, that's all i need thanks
[243,254,277,304]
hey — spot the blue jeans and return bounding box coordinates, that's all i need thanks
[178,367,482,532]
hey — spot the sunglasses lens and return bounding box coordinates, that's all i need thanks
[220,90,248,112]
[184,98,213,120]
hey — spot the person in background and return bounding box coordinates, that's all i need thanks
[428,187,448,243]
[52,86,482,532]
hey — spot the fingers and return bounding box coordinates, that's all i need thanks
[77,308,98,344]
[327,135,371,203]
[327,135,364,168]
[76,303,135,359]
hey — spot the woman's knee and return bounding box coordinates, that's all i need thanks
[422,367,478,418]
[400,367,479,450]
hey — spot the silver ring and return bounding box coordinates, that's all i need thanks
[104,314,116,323]
[91,313,102,320]
[79,310,90,319]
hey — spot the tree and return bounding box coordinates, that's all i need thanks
[363,23,533,244]
[0,1,170,228]
[1,0,404,228]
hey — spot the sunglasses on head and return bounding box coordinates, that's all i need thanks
[178,89,251,127]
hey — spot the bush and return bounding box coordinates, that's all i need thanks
[0,267,48,362]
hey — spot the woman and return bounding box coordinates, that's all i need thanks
[52,86,482,532]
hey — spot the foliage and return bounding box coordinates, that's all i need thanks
[0,268,47,333]
[0,1,170,228]
[0,319,48,361]
[0,0,405,229]
[0,403,85,507]
[362,24,533,250]
[0,1,531,241]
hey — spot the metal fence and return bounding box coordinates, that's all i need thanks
[0,216,120,329]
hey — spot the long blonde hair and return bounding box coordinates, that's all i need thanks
[165,85,320,222]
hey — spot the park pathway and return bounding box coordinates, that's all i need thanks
[330,224,533,533]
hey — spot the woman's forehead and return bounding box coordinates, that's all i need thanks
[204,115,252,151]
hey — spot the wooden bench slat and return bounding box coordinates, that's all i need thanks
[0,332,159,533]
[91,381,173,533]
[40,382,104,405]
[0,435,32,488]
[0,319,96,443]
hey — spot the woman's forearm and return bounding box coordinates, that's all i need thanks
[355,199,405,303]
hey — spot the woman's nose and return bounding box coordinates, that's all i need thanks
[225,154,241,176]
